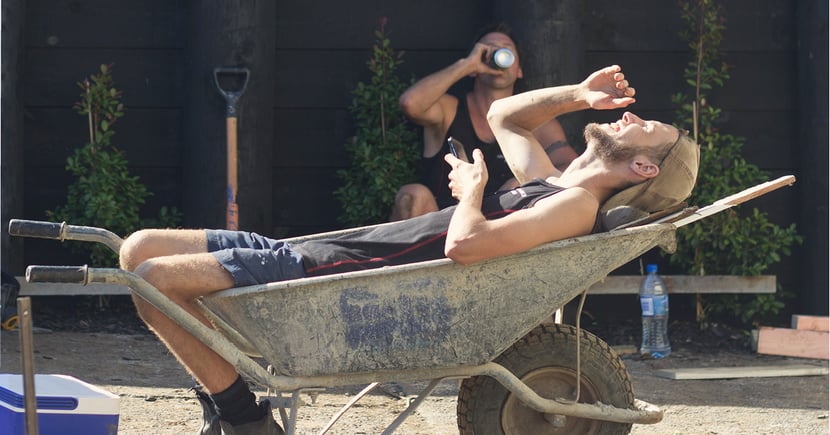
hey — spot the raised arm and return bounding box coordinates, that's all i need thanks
[399,42,505,125]
[487,65,637,183]
[399,43,508,154]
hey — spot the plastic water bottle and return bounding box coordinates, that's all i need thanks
[639,264,671,358]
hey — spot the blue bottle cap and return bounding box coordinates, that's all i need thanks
[646,264,658,273]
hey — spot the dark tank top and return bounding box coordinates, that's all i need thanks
[294,179,567,276]
[420,95,515,209]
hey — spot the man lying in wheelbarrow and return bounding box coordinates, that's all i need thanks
[120,65,699,435]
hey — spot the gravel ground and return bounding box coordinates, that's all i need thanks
[0,296,827,434]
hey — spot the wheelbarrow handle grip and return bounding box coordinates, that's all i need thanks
[9,219,64,240]
[26,265,88,285]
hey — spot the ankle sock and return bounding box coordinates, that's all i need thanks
[210,376,265,425]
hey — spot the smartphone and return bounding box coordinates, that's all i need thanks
[447,137,469,163]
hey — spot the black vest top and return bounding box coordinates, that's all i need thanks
[294,179,567,276]
[419,95,515,208]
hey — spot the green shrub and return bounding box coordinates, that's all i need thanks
[334,20,420,226]
[48,64,181,266]
[670,0,801,327]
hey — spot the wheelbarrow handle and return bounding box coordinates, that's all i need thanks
[26,265,89,285]
[213,66,250,117]
[8,219,123,252]
[9,219,64,240]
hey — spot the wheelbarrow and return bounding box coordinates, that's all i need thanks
[9,176,795,434]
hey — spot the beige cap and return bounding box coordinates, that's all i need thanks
[600,132,700,213]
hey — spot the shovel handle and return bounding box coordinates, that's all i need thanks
[213,67,250,117]
[226,115,239,230]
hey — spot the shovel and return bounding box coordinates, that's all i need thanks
[213,67,250,230]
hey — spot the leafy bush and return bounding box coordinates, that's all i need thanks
[670,0,801,327]
[334,19,420,226]
[48,64,181,266]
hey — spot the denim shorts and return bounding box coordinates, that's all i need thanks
[206,229,306,287]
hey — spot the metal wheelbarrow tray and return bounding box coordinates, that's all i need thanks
[10,176,795,434]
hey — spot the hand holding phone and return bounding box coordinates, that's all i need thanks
[447,137,469,163]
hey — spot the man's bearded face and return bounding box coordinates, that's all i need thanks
[584,123,640,163]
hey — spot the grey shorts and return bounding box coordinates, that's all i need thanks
[206,229,306,287]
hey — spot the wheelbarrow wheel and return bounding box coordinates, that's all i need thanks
[457,323,634,435]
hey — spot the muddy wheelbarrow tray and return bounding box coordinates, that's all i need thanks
[12,175,795,434]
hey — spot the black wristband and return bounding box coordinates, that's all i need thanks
[543,140,569,153]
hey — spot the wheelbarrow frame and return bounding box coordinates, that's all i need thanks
[9,175,795,434]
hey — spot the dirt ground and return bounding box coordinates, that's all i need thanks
[2,321,827,435]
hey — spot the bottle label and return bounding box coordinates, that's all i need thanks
[641,294,669,316]
[640,296,655,316]
[652,294,669,316]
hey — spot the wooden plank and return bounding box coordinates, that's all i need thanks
[588,275,776,295]
[24,48,183,108]
[796,0,830,322]
[3,0,28,274]
[584,1,686,51]
[585,51,796,112]
[669,176,796,228]
[792,315,830,332]
[273,108,350,167]
[233,0,277,235]
[495,0,584,91]
[273,50,369,108]
[585,0,794,52]
[712,176,796,207]
[709,112,797,169]
[25,0,182,49]
[716,0,795,51]
[713,52,797,110]
[585,52,687,112]
[275,0,486,49]
[756,326,829,360]
[18,277,131,296]
[23,167,183,221]
[25,108,183,167]
[273,168,345,228]
[611,345,638,356]
[654,364,828,380]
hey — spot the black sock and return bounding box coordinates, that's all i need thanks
[209,376,265,425]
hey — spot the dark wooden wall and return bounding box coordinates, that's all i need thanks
[1,0,27,280]
[3,0,826,315]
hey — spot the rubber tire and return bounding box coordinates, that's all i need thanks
[457,324,634,435]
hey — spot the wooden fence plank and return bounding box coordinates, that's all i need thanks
[25,0,181,48]
[588,275,776,295]
[24,48,183,107]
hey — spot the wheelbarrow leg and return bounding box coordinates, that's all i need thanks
[318,382,380,434]
[381,378,443,435]
[263,390,303,435]
[264,364,325,435]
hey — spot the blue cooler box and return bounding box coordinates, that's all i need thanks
[0,374,120,435]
